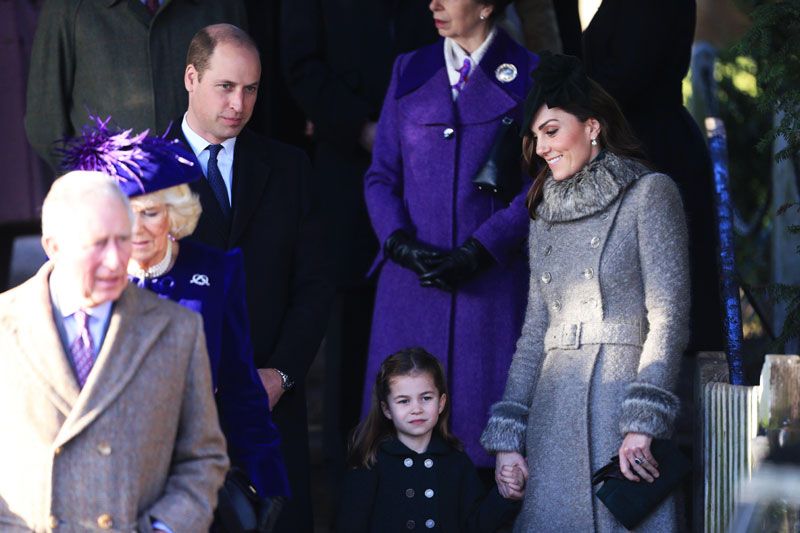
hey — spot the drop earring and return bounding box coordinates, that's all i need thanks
[591,138,598,146]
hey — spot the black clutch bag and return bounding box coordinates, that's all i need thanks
[591,439,691,530]
[471,116,523,203]
[212,467,285,533]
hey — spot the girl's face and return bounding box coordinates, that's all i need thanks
[531,105,601,181]
[382,372,447,453]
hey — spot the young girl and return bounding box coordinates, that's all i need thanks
[337,348,524,532]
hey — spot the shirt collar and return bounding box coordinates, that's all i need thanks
[48,269,114,321]
[181,113,237,158]
[444,26,497,74]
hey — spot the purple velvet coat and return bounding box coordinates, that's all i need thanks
[363,30,537,466]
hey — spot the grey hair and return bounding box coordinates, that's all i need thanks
[130,184,202,239]
[42,171,133,239]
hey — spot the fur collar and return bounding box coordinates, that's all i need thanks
[536,152,651,222]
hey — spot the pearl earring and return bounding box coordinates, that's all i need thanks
[591,138,598,146]
[480,14,487,20]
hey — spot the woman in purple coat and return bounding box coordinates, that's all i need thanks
[363,0,537,466]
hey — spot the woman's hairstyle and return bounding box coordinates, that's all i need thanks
[347,347,461,469]
[130,184,202,239]
[521,53,647,219]
[482,0,513,20]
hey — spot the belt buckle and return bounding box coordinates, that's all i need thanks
[561,323,581,349]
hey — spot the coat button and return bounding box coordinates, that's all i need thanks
[406,488,415,498]
[425,488,435,498]
[54,446,62,456]
[97,514,113,529]
[601,212,609,220]
[590,236,600,248]
[552,300,562,311]
[443,127,454,139]
[541,272,551,284]
[406,519,416,529]
[97,442,112,456]
[426,519,436,528]
[404,458,414,467]
[49,515,59,529]
[583,267,594,279]
[424,458,434,468]
[543,245,552,256]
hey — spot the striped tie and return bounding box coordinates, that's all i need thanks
[70,310,95,387]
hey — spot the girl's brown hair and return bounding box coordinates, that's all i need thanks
[346,347,461,469]
[522,79,647,219]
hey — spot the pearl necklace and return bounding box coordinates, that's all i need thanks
[128,238,173,279]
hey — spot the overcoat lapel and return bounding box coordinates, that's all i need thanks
[55,285,169,447]
[229,130,271,247]
[13,263,81,417]
[396,41,455,126]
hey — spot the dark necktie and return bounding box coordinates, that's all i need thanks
[145,0,159,15]
[70,310,95,388]
[206,144,232,222]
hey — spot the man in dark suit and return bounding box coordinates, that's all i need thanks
[177,24,333,532]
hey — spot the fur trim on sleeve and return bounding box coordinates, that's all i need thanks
[480,401,529,454]
[618,382,680,439]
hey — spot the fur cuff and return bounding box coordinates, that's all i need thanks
[619,382,680,439]
[480,401,528,454]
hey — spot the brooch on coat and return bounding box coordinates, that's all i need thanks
[190,274,211,287]
[495,63,518,83]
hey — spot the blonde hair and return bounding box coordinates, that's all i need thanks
[131,185,202,239]
[42,171,132,239]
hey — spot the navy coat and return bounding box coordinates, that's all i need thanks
[363,30,537,466]
[337,435,518,532]
[130,240,289,498]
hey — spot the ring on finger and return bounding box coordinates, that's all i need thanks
[634,457,645,465]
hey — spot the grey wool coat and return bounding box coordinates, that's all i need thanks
[0,263,229,532]
[481,153,689,532]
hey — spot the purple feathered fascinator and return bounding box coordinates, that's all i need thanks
[521,51,592,137]
[60,116,201,198]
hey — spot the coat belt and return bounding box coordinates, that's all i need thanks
[544,321,645,351]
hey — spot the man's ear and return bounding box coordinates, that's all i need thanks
[41,235,58,260]
[381,401,392,420]
[184,64,198,92]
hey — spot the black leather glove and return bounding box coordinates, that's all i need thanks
[419,238,494,292]
[384,230,446,275]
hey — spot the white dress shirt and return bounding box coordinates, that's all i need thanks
[444,27,497,100]
[49,271,112,356]
[181,114,237,206]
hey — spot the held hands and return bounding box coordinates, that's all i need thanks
[495,452,528,501]
[619,432,660,483]
[419,238,494,292]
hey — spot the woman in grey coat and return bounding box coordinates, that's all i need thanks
[480,52,689,531]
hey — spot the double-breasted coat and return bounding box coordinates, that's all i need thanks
[363,30,537,467]
[482,154,689,531]
[337,435,518,533]
[0,263,229,532]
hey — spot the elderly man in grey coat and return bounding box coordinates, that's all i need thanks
[0,171,228,532]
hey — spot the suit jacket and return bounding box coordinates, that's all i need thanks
[183,126,334,531]
[0,263,229,533]
[24,0,246,171]
[281,0,438,285]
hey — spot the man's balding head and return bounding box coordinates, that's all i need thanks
[186,24,260,80]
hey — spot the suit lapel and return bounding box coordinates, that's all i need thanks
[55,285,169,447]
[229,129,271,246]
[13,263,81,417]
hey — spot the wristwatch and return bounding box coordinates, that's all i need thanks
[274,368,295,391]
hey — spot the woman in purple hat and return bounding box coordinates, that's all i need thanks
[61,119,291,508]
[362,0,537,468]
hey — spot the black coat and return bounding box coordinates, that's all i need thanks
[583,0,724,351]
[281,0,438,285]
[337,436,519,532]
[183,127,335,532]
